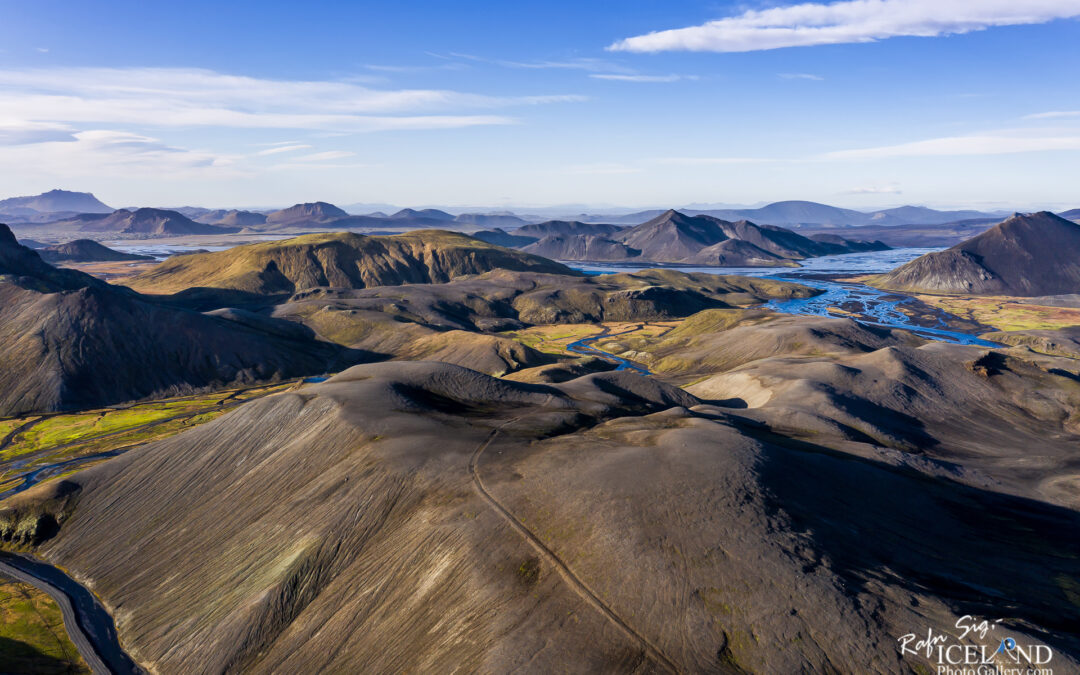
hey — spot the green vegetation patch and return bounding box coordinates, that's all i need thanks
[915,295,1080,332]
[0,576,90,674]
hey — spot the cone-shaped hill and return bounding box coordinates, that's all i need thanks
[38,239,153,263]
[873,211,1080,295]
[122,230,579,296]
[0,224,357,416]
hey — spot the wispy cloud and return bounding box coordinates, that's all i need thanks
[652,156,783,165]
[844,184,902,194]
[0,129,238,178]
[590,73,696,83]
[1024,110,1080,119]
[0,120,76,146]
[292,150,355,162]
[779,73,824,81]
[255,144,312,156]
[0,67,580,132]
[35,47,49,53]
[610,0,1080,53]
[824,129,1080,159]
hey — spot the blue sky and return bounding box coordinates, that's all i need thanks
[1,0,1079,210]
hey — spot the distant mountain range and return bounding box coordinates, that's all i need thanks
[8,190,1077,250]
[46,208,239,236]
[0,189,113,218]
[873,212,1080,296]
[589,201,1008,228]
[476,210,888,267]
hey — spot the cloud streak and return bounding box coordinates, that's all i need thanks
[589,74,695,83]
[824,129,1080,159]
[610,0,1080,53]
[0,67,580,133]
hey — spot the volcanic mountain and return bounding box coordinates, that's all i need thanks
[0,189,113,217]
[515,220,624,239]
[454,213,529,228]
[122,230,579,296]
[390,208,455,221]
[38,239,154,263]
[583,210,887,266]
[0,225,355,416]
[12,348,1077,672]
[193,209,268,228]
[873,211,1080,295]
[521,234,640,261]
[265,202,349,226]
[53,208,239,236]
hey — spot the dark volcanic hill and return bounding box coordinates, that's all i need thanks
[0,225,357,416]
[265,202,349,225]
[515,220,624,239]
[469,228,538,248]
[194,209,268,228]
[391,208,455,221]
[1061,208,1080,221]
[0,189,113,216]
[123,230,578,296]
[874,211,1080,295]
[38,239,154,263]
[59,208,239,236]
[454,213,528,228]
[13,353,1077,672]
[521,234,640,261]
[599,210,885,266]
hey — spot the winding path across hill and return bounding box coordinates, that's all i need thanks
[468,417,682,674]
[0,552,143,674]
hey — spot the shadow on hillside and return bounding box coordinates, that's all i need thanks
[753,431,1080,660]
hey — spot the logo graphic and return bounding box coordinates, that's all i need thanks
[897,616,1054,674]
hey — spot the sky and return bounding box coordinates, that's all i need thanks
[1,0,1079,211]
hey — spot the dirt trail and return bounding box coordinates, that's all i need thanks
[468,416,682,674]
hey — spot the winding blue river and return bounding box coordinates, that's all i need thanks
[570,248,997,347]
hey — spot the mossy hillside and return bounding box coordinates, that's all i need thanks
[123,230,576,295]
[0,576,90,674]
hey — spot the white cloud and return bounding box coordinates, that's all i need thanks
[0,129,238,178]
[779,73,824,81]
[293,150,355,162]
[1024,110,1080,119]
[35,47,48,53]
[0,120,76,145]
[589,74,696,83]
[824,130,1080,159]
[255,144,312,156]
[0,67,580,133]
[844,184,901,194]
[652,156,782,165]
[610,0,1080,53]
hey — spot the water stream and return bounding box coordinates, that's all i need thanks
[571,247,997,347]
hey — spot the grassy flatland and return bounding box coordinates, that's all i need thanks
[501,321,680,358]
[0,382,296,484]
[0,575,89,674]
[913,294,1080,332]
[500,324,606,354]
